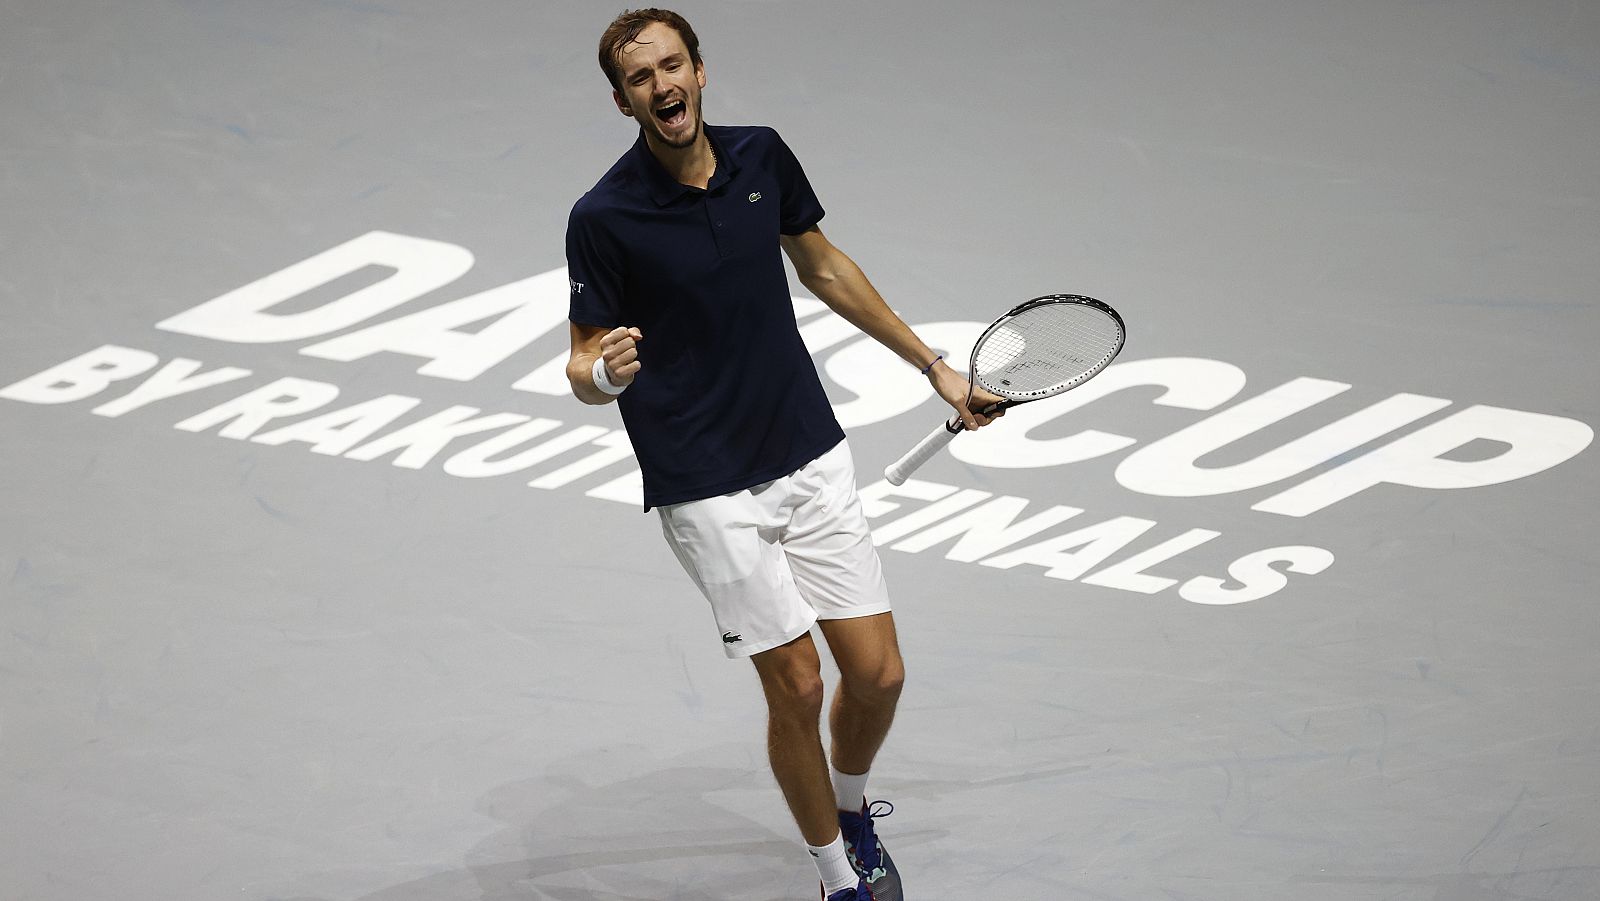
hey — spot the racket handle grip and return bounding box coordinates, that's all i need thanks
[884,420,961,486]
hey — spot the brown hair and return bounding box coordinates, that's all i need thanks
[598,8,703,92]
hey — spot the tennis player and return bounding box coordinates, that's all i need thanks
[564,10,1002,899]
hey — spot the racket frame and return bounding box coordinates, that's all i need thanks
[944,293,1126,432]
[884,294,1124,486]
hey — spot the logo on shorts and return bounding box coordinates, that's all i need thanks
[568,276,584,294]
[722,631,742,643]
[748,192,762,203]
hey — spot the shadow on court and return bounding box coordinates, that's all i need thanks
[300,762,812,901]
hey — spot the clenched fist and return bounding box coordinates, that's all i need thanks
[599,326,643,387]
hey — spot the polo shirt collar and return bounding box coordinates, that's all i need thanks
[630,127,738,206]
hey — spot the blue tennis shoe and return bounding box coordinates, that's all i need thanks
[823,881,872,901]
[838,799,901,901]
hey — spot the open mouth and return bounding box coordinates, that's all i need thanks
[653,99,688,128]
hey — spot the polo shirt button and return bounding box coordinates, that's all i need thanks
[716,221,724,227]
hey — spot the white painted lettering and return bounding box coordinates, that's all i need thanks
[1081,528,1222,593]
[1180,545,1335,604]
[156,231,474,343]
[871,488,993,546]
[1,345,160,405]
[1117,380,1453,496]
[1254,406,1595,516]
[980,516,1157,580]
[857,478,959,519]
[586,469,644,506]
[173,377,340,439]
[825,321,983,428]
[443,421,605,478]
[953,357,1248,469]
[344,406,531,469]
[528,430,636,488]
[91,358,253,418]
[251,394,422,455]
[301,269,570,380]
[889,495,1083,562]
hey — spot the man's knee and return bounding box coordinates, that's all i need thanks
[876,656,906,701]
[755,644,826,718]
[772,670,826,718]
[844,654,905,704]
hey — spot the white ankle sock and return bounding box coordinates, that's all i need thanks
[808,832,858,894]
[831,764,869,813]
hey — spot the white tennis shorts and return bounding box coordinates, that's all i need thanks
[657,439,892,658]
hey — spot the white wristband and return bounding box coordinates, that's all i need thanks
[591,356,627,395]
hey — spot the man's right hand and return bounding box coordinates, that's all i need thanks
[599,326,643,386]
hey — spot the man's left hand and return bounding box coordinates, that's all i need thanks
[928,359,1006,431]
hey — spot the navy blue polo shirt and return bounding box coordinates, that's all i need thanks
[566,124,845,510]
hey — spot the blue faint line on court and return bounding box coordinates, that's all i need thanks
[1520,48,1600,86]
[1428,296,1573,310]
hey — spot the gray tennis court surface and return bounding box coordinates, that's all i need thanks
[3,2,1597,899]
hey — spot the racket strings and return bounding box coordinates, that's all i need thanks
[975,305,1122,397]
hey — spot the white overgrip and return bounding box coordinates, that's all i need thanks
[884,420,961,485]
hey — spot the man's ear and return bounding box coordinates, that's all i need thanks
[613,89,633,117]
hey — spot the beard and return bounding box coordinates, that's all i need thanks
[644,97,701,149]
[659,118,700,148]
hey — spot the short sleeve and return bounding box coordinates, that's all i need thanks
[770,131,826,235]
[565,200,625,327]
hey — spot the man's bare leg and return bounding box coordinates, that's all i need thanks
[817,612,905,780]
[750,631,841,846]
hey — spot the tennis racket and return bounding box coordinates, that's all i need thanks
[884,294,1126,485]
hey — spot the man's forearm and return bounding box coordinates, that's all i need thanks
[802,257,937,370]
[799,249,998,428]
[567,351,621,405]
